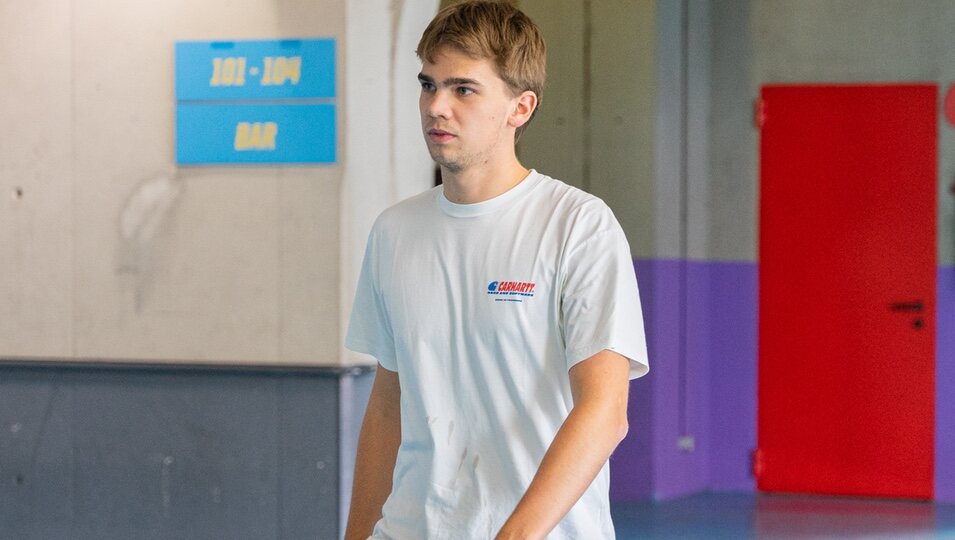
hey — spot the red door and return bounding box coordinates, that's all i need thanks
[758,84,936,499]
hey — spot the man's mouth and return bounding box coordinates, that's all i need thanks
[427,128,456,144]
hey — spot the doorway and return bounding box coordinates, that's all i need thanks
[757,84,937,499]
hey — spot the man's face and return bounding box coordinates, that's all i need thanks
[418,46,521,173]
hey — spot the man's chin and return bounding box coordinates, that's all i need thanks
[434,161,464,173]
[429,153,463,172]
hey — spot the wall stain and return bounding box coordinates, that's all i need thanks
[116,169,183,313]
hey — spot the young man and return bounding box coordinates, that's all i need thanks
[344,2,648,538]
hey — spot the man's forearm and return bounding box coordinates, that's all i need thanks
[344,367,402,540]
[495,397,628,539]
[497,351,631,539]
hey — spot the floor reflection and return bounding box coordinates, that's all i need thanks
[612,492,955,539]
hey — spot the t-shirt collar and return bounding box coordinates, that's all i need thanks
[437,170,541,218]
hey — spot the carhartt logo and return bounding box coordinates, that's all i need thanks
[487,280,536,302]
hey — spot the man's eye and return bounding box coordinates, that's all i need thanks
[420,81,436,92]
[456,87,474,96]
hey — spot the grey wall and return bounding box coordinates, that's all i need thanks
[708,0,755,262]
[518,0,658,258]
[710,0,955,263]
[517,0,714,262]
[654,0,713,261]
[519,0,955,264]
[0,362,373,540]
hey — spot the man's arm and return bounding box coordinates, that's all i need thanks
[496,350,631,540]
[344,363,402,540]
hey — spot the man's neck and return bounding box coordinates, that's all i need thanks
[440,157,530,205]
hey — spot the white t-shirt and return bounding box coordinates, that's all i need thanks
[346,170,649,539]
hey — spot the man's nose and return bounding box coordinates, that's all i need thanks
[426,89,451,119]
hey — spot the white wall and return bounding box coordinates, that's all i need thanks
[340,0,438,366]
[0,0,74,357]
[0,0,436,366]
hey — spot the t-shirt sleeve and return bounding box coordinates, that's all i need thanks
[345,226,398,371]
[560,219,649,380]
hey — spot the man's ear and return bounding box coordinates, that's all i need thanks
[508,90,538,129]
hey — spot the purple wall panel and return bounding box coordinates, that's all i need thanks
[936,266,955,503]
[683,262,713,490]
[612,260,947,502]
[612,260,713,500]
[707,262,758,492]
[644,259,701,500]
[609,260,655,501]
[611,259,758,501]
[610,374,653,501]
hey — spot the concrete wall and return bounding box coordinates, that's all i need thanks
[521,0,955,264]
[340,0,438,366]
[0,0,437,367]
[0,0,343,365]
[518,0,658,258]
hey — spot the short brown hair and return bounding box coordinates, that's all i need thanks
[417,1,546,136]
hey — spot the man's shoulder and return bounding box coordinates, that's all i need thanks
[532,172,618,226]
[372,186,440,230]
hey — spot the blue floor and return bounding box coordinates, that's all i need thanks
[611,492,955,539]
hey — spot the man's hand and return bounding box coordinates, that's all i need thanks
[344,364,402,540]
[495,349,631,539]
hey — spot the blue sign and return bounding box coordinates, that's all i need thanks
[176,103,335,164]
[175,39,335,100]
[175,38,336,165]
